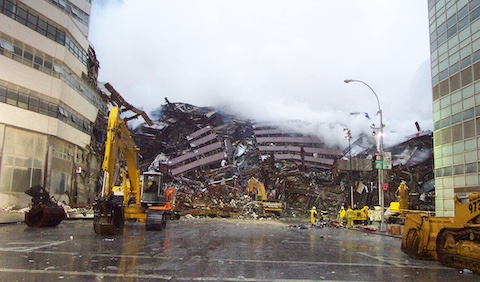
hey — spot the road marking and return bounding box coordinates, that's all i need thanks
[0,243,451,275]
[0,241,66,252]
[357,252,452,270]
[0,246,448,271]
[0,268,172,281]
[0,268,338,281]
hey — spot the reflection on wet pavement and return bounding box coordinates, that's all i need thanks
[0,218,477,281]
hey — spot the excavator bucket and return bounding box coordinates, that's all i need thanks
[24,185,66,228]
[93,197,125,235]
[25,203,66,228]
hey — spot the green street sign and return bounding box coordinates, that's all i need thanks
[374,160,392,170]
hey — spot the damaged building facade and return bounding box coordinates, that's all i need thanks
[0,1,107,208]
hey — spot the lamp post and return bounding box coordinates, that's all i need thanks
[344,79,386,232]
[344,128,354,208]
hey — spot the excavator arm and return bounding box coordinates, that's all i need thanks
[94,107,143,235]
[101,107,141,202]
[247,177,282,215]
[248,177,268,201]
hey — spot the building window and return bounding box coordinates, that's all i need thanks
[452,123,463,142]
[0,0,87,65]
[0,33,106,113]
[465,162,477,173]
[0,83,94,135]
[0,128,46,193]
[443,166,452,176]
[45,0,90,26]
[453,164,464,175]
[50,171,69,195]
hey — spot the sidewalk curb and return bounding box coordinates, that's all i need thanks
[0,213,25,225]
[350,226,403,239]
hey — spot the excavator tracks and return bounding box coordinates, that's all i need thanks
[436,228,480,273]
[145,210,167,231]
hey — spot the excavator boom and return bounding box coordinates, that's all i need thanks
[247,177,282,214]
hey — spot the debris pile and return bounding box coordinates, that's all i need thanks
[129,101,349,217]
[126,100,434,219]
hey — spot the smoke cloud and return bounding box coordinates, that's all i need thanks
[89,0,432,148]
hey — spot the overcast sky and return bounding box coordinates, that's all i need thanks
[89,0,432,148]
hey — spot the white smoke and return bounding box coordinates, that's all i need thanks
[89,0,432,148]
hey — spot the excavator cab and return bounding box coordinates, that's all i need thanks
[140,171,177,230]
[140,172,164,206]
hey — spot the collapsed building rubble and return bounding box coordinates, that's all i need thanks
[126,100,435,219]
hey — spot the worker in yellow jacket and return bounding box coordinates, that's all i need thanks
[346,206,354,228]
[338,206,346,225]
[310,206,318,225]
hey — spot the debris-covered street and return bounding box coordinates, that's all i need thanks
[0,218,476,282]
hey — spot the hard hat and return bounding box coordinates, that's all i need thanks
[312,206,316,210]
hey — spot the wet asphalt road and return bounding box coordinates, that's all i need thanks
[0,217,477,281]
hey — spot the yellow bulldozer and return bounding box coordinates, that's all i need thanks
[401,192,480,272]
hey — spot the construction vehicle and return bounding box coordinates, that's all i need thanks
[401,192,480,272]
[247,177,282,215]
[385,181,410,224]
[352,206,370,225]
[24,185,66,227]
[93,107,175,235]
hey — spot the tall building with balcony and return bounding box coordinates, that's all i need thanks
[0,1,107,207]
[429,0,480,216]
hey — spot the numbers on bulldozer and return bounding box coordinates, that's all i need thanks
[469,200,478,214]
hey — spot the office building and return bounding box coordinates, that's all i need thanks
[429,0,480,216]
[0,0,107,207]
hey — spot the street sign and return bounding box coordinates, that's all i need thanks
[383,161,392,170]
[383,152,392,169]
[382,183,389,191]
[374,152,392,170]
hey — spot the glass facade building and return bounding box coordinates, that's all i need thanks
[429,0,480,216]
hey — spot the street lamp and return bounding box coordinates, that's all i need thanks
[344,128,354,209]
[344,79,386,232]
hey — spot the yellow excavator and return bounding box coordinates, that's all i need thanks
[93,107,175,235]
[401,192,480,272]
[247,177,282,215]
